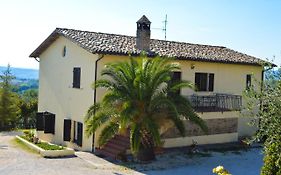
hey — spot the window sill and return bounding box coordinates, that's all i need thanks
[195,90,214,92]
[69,86,83,90]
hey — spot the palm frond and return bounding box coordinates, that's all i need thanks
[143,116,161,147]
[98,122,119,146]
[130,123,141,154]
[85,108,115,137]
[170,95,208,133]
[84,103,100,120]
[85,54,206,158]
[169,80,194,92]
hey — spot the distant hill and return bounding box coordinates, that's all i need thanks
[0,66,38,80]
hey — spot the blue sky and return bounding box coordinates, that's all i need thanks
[0,0,280,69]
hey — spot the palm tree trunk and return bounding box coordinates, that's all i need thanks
[136,130,156,161]
[137,145,155,161]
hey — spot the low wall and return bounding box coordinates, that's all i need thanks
[16,136,75,158]
[163,133,238,148]
[161,117,239,148]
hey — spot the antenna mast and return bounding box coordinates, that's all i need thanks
[163,14,167,40]
[151,14,168,40]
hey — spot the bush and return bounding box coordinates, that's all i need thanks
[243,68,281,174]
[261,136,281,175]
[21,129,64,150]
[36,142,64,150]
[21,130,34,142]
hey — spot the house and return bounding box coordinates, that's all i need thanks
[30,15,265,155]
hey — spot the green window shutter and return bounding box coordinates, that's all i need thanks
[73,121,77,143]
[208,73,214,92]
[172,72,181,95]
[36,112,44,131]
[77,122,83,147]
[44,112,55,134]
[63,119,71,141]
[195,73,200,91]
[73,67,81,88]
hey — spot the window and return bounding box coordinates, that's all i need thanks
[73,121,77,142]
[246,74,252,89]
[63,119,71,141]
[195,73,214,92]
[62,46,66,57]
[170,72,181,95]
[73,121,83,147]
[73,67,81,88]
[43,112,55,134]
[77,122,83,147]
[36,112,55,134]
[36,112,44,131]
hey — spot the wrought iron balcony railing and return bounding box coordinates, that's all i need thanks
[186,94,242,112]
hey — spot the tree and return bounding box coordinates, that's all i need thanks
[243,67,281,175]
[85,55,207,161]
[18,89,38,129]
[0,64,20,130]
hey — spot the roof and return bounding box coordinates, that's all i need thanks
[137,15,151,24]
[30,28,266,66]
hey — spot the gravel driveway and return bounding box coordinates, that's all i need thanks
[0,132,263,175]
[0,132,142,175]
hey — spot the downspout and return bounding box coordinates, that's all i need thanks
[92,54,104,153]
[34,58,40,62]
[94,54,104,108]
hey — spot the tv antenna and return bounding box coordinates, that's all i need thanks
[152,14,168,40]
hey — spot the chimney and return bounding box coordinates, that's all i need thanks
[136,15,151,51]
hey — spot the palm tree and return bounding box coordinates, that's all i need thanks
[85,55,207,161]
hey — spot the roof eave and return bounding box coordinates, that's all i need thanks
[176,56,265,66]
[88,50,266,66]
[29,29,60,58]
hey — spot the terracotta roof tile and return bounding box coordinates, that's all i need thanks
[30,28,265,66]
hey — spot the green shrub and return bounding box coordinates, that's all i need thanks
[261,136,281,175]
[36,142,64,150]
[20,130,64,150]
[20,130,34,142]
[243,68,281,174]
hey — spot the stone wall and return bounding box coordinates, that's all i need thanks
[162,118,238,138]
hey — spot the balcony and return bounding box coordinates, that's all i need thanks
[186,93,242,112]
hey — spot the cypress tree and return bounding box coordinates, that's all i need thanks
[0,65,19,130]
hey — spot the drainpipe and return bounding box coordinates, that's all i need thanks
[92,54,104,153]
[94,54,104,108]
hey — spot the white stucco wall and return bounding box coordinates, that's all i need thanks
[37,36,98,151]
